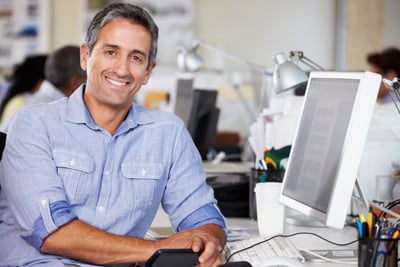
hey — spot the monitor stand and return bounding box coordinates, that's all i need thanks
[348,178,369,221]
[285,178,370,228]
[285,208,326,227]
[345,178,400,222]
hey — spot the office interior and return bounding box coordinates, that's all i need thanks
[1,0,400,205]
[1,1,400,265]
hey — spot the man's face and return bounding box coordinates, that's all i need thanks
[80,19,155,111]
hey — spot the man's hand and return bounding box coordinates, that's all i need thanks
[156,224,226,267]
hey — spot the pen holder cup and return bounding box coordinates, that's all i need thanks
[358,237,398,267]
[249,167,285,219]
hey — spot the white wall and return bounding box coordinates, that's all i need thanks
[194,0,336,70]
[384,0,400,48]
[48,0,400,71]
[46,0,400,139]
[49,0,86,49]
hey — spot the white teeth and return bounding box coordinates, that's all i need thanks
[108,78,126,86]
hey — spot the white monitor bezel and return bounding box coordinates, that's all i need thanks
[279,71,381,229]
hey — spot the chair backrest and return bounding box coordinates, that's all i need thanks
[0,131,4,192]
[0,131,5,160]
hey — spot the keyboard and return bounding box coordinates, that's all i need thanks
[224,236,305,266]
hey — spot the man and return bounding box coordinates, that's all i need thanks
[0,3,226,267]
[28,45,87,104]
[367,47,400,104]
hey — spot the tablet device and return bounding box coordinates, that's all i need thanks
[145,249,199,267]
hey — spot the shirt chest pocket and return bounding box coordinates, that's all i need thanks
[121,163,163,211]
[54,150,95,204]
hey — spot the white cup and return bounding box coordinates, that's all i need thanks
[375,175,395,202]
[254,182,285,237]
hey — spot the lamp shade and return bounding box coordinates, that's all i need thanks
[272,52,308,94]
[177,46,203,72]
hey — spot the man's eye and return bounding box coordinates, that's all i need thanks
[105,50,115,56]
[131,55,143,63]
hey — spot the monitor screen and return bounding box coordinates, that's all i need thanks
[279,71,381,229]
[186,89,220,160]
[174,73,194,125]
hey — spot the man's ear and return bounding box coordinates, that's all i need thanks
[80,43,89,71]
[143,63,156,85]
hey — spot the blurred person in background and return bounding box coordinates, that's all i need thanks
[358,47,400,203]
[29,45,87,105]
[367,47,400,104]
[0,54,47,126]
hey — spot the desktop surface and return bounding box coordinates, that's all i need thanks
[225,218,358,267]
[150,181,359,266]
[202,161,253,175]
[149,214,358,266]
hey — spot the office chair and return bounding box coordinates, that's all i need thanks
[220,262,252,267]
[0,131,5,193]
[0,131,6,160]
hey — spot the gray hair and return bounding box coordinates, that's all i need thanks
[85,3,158,69]
[45,45,86,89]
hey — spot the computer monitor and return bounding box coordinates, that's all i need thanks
[174,73,194,125]
[186,89,220,160]
[279,71,381,229]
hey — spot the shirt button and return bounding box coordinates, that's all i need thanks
[105,170,110,176]
[40,199,47,206]
[97,206,104,213]
[140,168,146,176]
[70,159,75,166]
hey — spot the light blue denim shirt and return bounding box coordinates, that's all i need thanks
[0,85,226,266]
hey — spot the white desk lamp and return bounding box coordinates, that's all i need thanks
[272,51,325,94]
[177,39,273,122]
[178,39,268,74]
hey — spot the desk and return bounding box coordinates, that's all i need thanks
[151,212,359,266]
[226,217,358,266]
[202,161,253,175]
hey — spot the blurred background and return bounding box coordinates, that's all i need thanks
[0,0,398,138]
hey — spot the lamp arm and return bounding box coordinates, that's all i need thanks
[289,51,325,71]
[192,39,270,75]
[300,56,325,71]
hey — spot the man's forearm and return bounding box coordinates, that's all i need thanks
[41,219,157,265]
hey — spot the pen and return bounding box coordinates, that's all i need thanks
[358,221,364,237]
[387,230,399,252]
[260,173,267,183]
[368,204,374,238]
[373,223,381,239]
[259,159,268,171]
[387,221,399,237]
[360,213,367,223]
[362,222,369,238]
[387,222,399,252]
[374,234,389,267]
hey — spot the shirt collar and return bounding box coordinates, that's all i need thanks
[65,84,154,130]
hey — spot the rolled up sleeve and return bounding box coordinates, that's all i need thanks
[21,200,77,250]
[177,203,227,233]
[1,107,77,250]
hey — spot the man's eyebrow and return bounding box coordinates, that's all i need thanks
[131,48,147,58]
[102,43,147,57]
[102,43,120,50]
